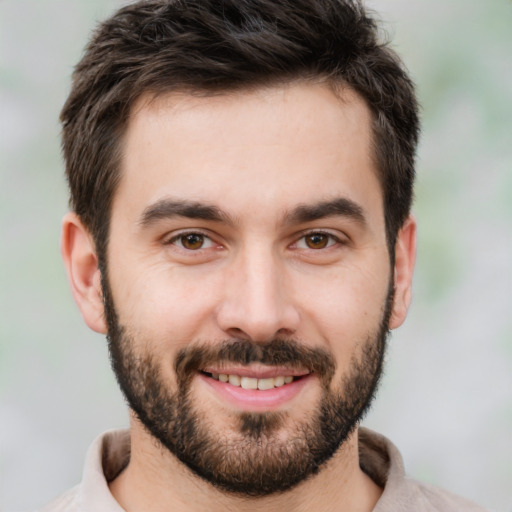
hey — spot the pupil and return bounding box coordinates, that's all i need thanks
[307,234,327,249]
[183,234,203,249]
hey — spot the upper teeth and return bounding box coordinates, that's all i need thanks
[211,373,294,390]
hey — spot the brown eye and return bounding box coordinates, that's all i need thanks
[168,232,215,251]
[180,233,205,250]
[304,233,330,249]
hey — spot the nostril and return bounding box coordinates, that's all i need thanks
[225,327,251,341]
[216,298,300,343]
[276,327,296,337]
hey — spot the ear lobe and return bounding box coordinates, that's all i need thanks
[61,212,108,334]
[389,216,417,330]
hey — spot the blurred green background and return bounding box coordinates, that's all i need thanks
[1,1,511,510]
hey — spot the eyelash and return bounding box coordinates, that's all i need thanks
[165,230,344,252]
[165,231,216,251]
[294,230,343,250]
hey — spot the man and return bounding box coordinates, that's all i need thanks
[42,0,485,510]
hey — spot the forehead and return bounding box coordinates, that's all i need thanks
[114,82,382,227]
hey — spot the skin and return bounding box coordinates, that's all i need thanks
[61,82,416,512]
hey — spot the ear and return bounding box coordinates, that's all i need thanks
[60,212,107,334]
[389,215,417,330]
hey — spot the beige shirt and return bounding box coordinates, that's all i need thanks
[40,428,487,511]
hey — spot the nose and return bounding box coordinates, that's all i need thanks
[215,246,300,342]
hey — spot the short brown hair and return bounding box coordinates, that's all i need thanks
[61,0,420,263]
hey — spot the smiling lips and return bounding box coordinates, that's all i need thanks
[199,366,312,410]
[205,372,296,390]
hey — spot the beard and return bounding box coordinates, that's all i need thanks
[102,276,393,497]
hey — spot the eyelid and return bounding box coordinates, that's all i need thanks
[162,228,347,251]
[164,229,217,250]
[292,229,347,249]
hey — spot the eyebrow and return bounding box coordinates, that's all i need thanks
[285,197,366,226]
[139,196,366,229]
[139,199,235,227]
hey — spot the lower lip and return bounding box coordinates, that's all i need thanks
[198,373,313,411]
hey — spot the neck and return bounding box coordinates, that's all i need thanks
[109,417,382,512]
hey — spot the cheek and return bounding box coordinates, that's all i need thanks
[292,259,390,357]
[109,260,224,348]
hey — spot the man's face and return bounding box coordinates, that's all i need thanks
[104,83,394,495]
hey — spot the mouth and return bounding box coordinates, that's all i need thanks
[201,371,305,390]
[198,367,313,411]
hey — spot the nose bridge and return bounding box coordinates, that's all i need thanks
[217,240,299,341]
[244,244,281,314]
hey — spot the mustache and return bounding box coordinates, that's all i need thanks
[174,338,336,386]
